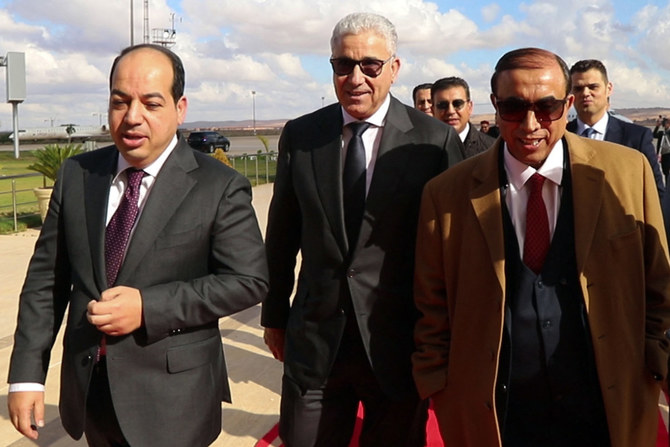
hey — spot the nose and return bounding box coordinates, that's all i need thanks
[347,64,365,84]
[124,101,143,125]
[520,110,541,132]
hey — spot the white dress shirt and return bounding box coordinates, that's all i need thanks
[575,113,609,141]
[340,94,391,196]
[503,140,565,258]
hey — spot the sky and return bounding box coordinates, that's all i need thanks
[1,0,670,130]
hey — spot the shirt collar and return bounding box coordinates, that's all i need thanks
[458,122,470,143]
[503,138,564,190]
[576,113,609,137]
[341,94,390,128]
[114,135,178,180]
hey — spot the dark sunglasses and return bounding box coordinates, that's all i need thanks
[494,97,568,122]
[329,56,393,78]
[435,99,467,111]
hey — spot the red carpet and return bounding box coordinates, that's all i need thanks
[256,403,669,446]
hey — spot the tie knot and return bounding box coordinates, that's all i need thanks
[125,168,145,188]
[527,173,546,193]
[581,127,595,138]
[349,121,371,137]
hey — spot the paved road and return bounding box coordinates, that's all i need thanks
[0,135,280,156]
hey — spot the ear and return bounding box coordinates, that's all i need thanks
[176,96,188,125]
[390,57,401,84]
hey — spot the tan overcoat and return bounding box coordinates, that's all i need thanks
[413,132,670,447]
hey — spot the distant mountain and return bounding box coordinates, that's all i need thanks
[184,119,288,130]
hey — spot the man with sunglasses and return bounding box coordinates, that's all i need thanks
[262,11,462,447]
[431,76,496,159]
[413,47,670,446]
[567,59,664,199]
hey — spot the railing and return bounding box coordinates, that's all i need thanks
[0,151,278,234]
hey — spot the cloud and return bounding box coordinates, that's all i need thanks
[0,0,669,129]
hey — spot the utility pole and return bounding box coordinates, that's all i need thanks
[1,52,26,159]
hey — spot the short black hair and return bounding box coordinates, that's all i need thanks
[431,77,471,101]
[412,83,433,103]
[109,43,185,104]
[569,59,608,84]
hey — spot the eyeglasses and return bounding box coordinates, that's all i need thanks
[435,99,468,111]
[494,97,568,122]
[329,56,393,78]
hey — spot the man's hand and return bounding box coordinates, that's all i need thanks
[87,286,143,336]
[8,391,44,440]
[263,327,286,362]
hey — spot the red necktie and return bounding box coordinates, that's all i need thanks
[523,173,550,274]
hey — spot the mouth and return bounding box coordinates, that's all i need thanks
[520,137,542,148]
[121,132,147,149]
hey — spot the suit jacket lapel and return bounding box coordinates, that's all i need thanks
[360,99,414,248]
[310,105,348,255]
[470,144,506,291]
[604,116,621,143]
[116,140,198,284]
[564,132,605,282]
[84,147,118,291]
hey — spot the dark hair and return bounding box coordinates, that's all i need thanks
[480,120,489,125]
[491,48,570,97]
[109,44,185,104]
[412,83,433,103]
[569,59,608,84]
[431,76,471,101]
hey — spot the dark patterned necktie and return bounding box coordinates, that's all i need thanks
[105,168,145,286]
[523,173,550,274]
[343,122,371,253]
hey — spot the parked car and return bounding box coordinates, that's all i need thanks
[187,131,230,153]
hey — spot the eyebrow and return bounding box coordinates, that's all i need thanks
[110,89,166,101]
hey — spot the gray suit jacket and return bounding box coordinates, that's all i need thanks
[8,139,269,446]
[462,125,496,159]
[261,96,462,398]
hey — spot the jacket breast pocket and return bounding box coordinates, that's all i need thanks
[166,335,220,374]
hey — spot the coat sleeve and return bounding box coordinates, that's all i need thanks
[260,120,302,329]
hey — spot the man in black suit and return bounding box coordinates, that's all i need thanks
[432,76,496,159]
[261,12,462,447]
[567,59,664,198]
[7,44,268,446]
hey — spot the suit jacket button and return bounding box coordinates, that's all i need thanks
[347,269,356,278]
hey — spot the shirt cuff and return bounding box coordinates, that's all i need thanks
[9,383,45,392]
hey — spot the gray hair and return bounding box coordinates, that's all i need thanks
[330,12,397,56]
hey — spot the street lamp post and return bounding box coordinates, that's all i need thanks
[251,90,256,136]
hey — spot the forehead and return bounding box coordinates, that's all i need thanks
[571,68,605,85]
[112,49,173,88]
[496,66,566,100]
[434,86,467,98]
[333,30,388,56]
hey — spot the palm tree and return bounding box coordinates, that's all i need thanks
[65,124,76,143]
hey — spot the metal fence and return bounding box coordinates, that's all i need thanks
[0,152,278,234]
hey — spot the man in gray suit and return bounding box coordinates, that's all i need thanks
[7,44,268,446]
[261,12,462,447]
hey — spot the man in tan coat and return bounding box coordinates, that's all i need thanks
[412,47,670,446]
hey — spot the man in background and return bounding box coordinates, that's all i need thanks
[262,12,462,447]
[567,59,664,198]
[432,76,496,158]
[412,82,433,116]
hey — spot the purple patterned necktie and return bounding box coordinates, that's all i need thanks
[523,173,550,274]
[105,168,145,286]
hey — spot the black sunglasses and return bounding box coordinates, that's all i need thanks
[494,97,568,122]
[329,56,393,78]
[435,99,467,111]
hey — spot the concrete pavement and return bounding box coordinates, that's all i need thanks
[0,183,283,446]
